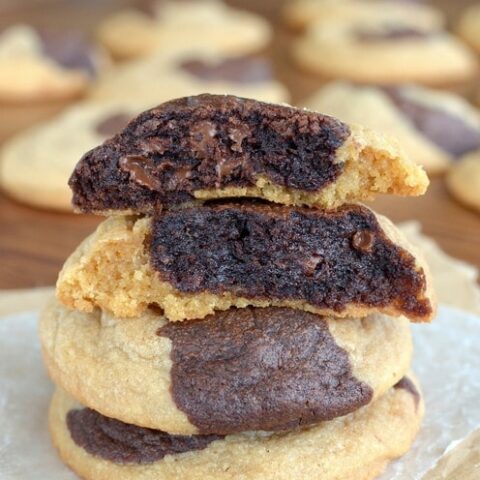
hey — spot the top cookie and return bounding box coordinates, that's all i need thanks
[69,94,428,214]
[97,0,272,61]
[0,25,105,103]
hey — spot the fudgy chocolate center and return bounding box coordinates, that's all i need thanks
[150,203,431,319]
[67,408,221,464]
[69,94,350,213]
[384,88,480,158]
[157,307,372,435]
[179,56,273,83]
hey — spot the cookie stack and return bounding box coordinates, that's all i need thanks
[41,94,436,480]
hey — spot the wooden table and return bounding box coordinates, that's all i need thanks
[0,0,479,290]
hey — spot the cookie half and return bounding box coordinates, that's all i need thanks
[89,50,289,105]
[69,94,428,214]
[304,83,480,175]
[96,0,272,61]
[293,18,477,86]
[0,101,148,211]
[41,299,412,435]
[56,203,436,322]
[446,151,480,213]
[49,380,423,480]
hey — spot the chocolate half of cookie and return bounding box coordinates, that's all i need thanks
[158,307,373,435]
[150,202,434,322]
[67,407,222,464]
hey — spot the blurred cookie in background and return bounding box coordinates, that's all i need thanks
[0,101,146,211]
[89,50,289,104]
[0,25,108,142]
[97,0,272,62]
[292,16,478,86]
[303,82,480,174]
[456,4,480,55]
[447,151,480,213]
[283,0,444,32]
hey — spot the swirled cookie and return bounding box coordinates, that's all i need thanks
[41,299,412,435]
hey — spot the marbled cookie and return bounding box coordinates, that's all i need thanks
[304,82,480,174]
[89,50,289,104]
[49,380,423,480]
[0,25,105,103]
[447,151,480,213]
[283,0,444,32]
[69,94,428,214]
[0,101,147,211]
[56,204,435,322]
[97,0,271,61]
[41,299,412,435]
[293,17,477,86]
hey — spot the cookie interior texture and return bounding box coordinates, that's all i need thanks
[69,94,428,213]
[49,381,423,480]
[56,203,434,322]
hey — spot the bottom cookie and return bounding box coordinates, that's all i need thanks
[49,379,423,480]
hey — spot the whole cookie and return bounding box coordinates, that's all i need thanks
[283,0,444,31]
[97,0,272,61]
[89,50,289,105]
[0,25,105,103]
[49,381,423,480]
[69,94,428,214]
[447,151,480,213]
[456,4,480,55]
[304,82,480,174]
[41,299,412,435]
[0,101,146,211]
[293,17,477,86]
[56,204,436,322]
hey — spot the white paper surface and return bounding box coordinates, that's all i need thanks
[0,311,77,480]
[1,306,479,480]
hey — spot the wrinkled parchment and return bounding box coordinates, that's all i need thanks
[0,306,479,480]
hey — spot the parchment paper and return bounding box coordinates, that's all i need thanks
[0,306,479,479]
